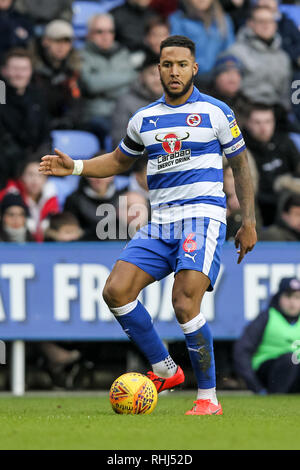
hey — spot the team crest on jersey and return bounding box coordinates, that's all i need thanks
[186,114,201,127]
[155,132,189,154]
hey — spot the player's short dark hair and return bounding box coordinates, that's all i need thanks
[160,35,195,58]
[283,193,300,213]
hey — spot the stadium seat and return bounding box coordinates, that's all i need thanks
[279,4,300,29]
[72,0,125,40]
[51,130,100,160]
[289,132,300,151]
[50,130,101,208]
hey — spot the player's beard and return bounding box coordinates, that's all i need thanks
[160,73,195,100]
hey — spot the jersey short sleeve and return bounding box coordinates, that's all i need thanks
[118,112,145,158]
[212,103,246,159]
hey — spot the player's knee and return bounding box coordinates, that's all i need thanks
[172,292,195,323]
[102,279,121,308]
[102,277,133,308]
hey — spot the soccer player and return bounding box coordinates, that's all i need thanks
[40,36,257,415]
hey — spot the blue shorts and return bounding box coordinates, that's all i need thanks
[117,217,226,291]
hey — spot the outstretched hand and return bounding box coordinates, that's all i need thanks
[235,223,257,264]
[39,149,74,176]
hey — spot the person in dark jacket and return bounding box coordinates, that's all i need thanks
[259,193,300,241]
[111,0,157,53]
[243,103,300,226]
[0,0,33,63]
[31,19,82,130]
[64,173,128,241]
[13,0,73,30]
[234,277,300,394]
[0,48,51,188]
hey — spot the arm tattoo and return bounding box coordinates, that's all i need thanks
[228,150,256,225]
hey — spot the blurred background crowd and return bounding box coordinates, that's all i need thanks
[0,0,300,393]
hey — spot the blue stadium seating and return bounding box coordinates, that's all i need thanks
[289,132,300,151]
[72,0,125,41]
[51,130,100,160]
[50,130,101,208]
[279,4,300,29]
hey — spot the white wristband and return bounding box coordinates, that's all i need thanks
[72,159,84,176]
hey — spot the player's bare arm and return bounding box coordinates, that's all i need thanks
[39,147,135,178]
[228,149,257,264]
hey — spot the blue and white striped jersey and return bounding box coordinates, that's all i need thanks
[119,87,246,225]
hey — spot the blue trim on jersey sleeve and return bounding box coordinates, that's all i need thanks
[225,143,247,159]
[147,168,223,190]
[222,135,244,149]
[118,142,141,158]
[140,113,212,133]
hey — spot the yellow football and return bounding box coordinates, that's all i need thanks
[109,372,158,415]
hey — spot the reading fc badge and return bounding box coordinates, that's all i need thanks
[186,114,201,127]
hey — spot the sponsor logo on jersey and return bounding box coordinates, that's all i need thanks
[155,132,189,154]
[186,113,201,127]
[225,138,245,154]
[157,149,191,170]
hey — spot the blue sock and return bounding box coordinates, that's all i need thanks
[183,319,216,389]
[111,300,169,365]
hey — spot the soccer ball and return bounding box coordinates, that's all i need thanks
[109,372,158,415]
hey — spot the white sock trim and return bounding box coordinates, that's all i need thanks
[179,312,206,335]
[110,299,138,316]
[197,387,218,406]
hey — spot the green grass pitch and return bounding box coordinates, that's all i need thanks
[0,393,299,450]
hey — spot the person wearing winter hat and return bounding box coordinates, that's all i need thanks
[234,277,300,394]
[0,192,33,242]
[201,53,250,128]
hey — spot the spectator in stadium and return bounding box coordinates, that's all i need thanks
[117,190,149,240]
[203,53,251,127]
[150,0,178,18]
[13,0,73,33]
[31,20,82,130]
[0,0,33,63]
[79,13,136,148]
[115,155,150,200]
[257,0,300,72]
[234,277,300,394]
[111,0,157,53]
[259,193,300,241]
[225,6,292,111]
[0,48,51,189]
[168,0,235,77]
[64,172,128,241]
[143,16,170,59]
[243,103,300,226]
[111,54,163,149]
[0,156,60,241]
[219,0,251,31]
[44,211,84,242]
[0,192,33,242]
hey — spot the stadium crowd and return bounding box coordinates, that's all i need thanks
[0,0,300,391]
